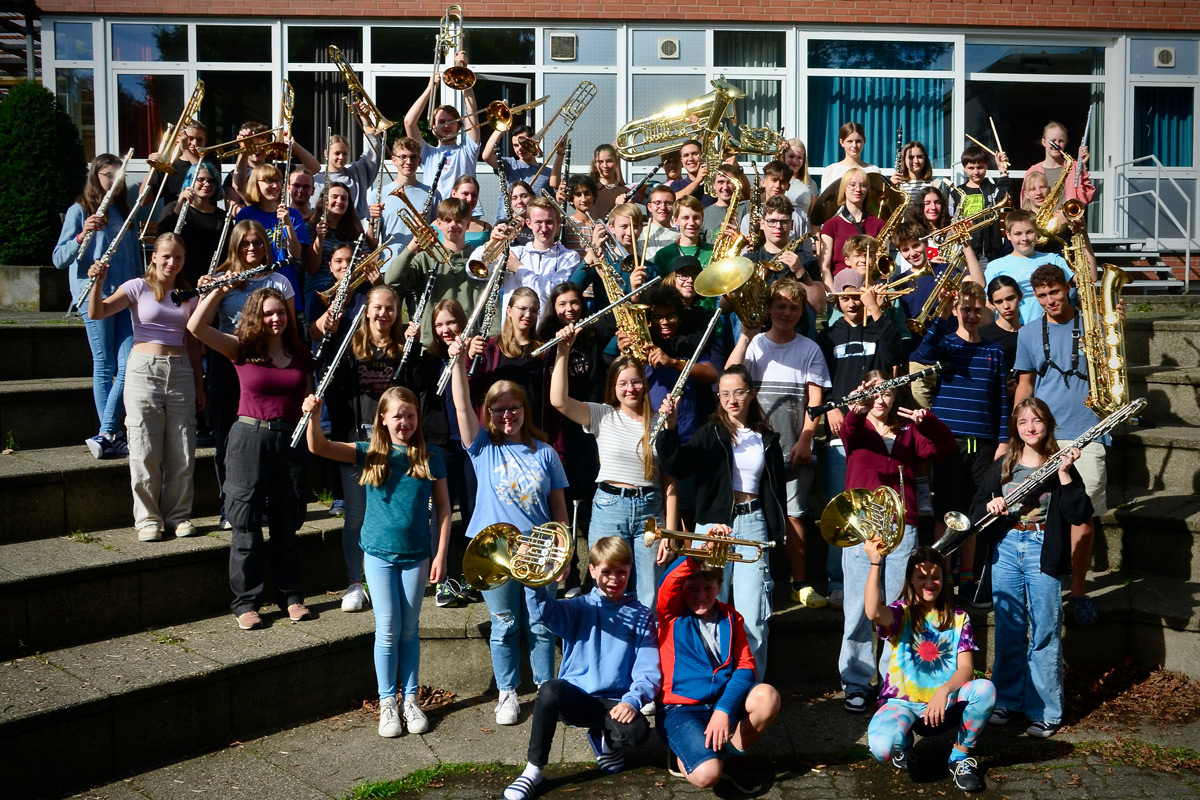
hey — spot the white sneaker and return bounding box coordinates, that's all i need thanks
[173,520,199,537]
[378,696,402,738]
[640,700,657,717]
[341,582,369,612]
[403,696,429,734]
[495,690,520,725]
[829,589,845,608]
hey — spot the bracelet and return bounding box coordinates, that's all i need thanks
[870,562,882,567]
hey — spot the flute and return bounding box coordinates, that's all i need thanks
[171,262,279,307]
[532,275,663,357]
[807,362,945,419]
[291,304,368,449]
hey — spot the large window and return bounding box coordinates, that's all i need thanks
[1133,86,1194,168]
[57,69,96,160]
[116,73,185,155]
[111,24,186,62]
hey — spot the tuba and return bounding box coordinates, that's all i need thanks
[819,485,906,556]
[329,45,395,135]
[463,522,575,590]
[644,519,774,568]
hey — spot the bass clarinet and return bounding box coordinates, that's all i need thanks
[935,397,1147,555]
[807,363,945,419]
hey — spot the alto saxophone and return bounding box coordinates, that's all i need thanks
[1035,142,1085,247]
[597,258,653,365]
[1066,227,1130,415]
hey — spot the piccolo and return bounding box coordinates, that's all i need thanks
[171,262,278,307]
[807,362,945,419]
[531,275,663,357]
[291,304,368,449]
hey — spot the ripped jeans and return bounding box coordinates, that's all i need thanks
[483,577,556,692]
[698,507,773,682]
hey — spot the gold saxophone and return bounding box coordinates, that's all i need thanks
[1034,145,1085,247]
[708,181,771,328]
[597,258,653,365]
[1065,222,1130,415]
[871,183,910,280]
[747,164,764,251]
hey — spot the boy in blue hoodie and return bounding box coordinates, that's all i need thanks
[503,537,662,800]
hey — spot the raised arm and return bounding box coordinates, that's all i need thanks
[186,281,241,361]
[447,337,481,443]
[480,127,502,171]
[404,72,438,144]
[549,326,592,426]
[85,262,132,321]
[862,538,894,629]
[302,395,357,463]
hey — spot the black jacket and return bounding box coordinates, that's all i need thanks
[969,460,1092,578]
[655,422,787,543]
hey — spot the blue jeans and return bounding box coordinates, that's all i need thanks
[483,578,555,692]
[839,523,917,696]
[339,463,366,584]
[363,552,429,700]
[83,309,133,435]
[823,439,848,592]
[588,487,664,608]
[990,526,1064,725]
[699,508,773,682]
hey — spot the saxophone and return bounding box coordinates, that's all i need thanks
[1066,224,1130,415]
[709,181,770,328]
[597,258,653,365]
[871,183,910,280]
[1034,143,1085,247]
[747,163,764,251]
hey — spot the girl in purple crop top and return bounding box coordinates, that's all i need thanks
[86,232,205,543]
[188,283,315,630]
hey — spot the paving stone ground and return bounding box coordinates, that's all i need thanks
[71,686,1200,800]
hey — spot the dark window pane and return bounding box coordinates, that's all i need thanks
[288,71,366,162]
[965,81,1103,170]
[1134,86,1194,168]
[376,75,430,150]
[463,28,535,65]
[288,27,362,63]
[55,22,92,61]
[809,41,953,71]
[112,24,186,62]
[197,25,271,63]
[197,69,274,149]
[966,45,1104,76]
[714,31,785,68]
[57,68,95,161]
[117,73,185,155]
[809,77,953,168]
[471,74,534,129]
[373,27,440,65]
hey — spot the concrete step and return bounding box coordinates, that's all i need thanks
[1127,366,1200,426]
[0,596,493,798]
[0,444,221,543]
[0,377,98,449]
[0,503,351,659]
[1125,316,1200,368]
[1101,489,1200,582]
[0,313,92,380]
[1110,424,1200,499]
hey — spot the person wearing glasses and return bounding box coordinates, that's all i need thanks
[287,170,317,225]
[156,163,225,289]
[235,163,311,317]
[445,328,570,728]
[463,288,547,426]
[368,136,440,249]
[638,184,680,263]
[200,220,297,532]
[741,196,825,328]
[145,121,221,207]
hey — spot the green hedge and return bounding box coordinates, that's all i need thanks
[0,82,87,265]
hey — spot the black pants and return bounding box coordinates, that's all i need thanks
[225,421,309,615]
[528,679,651,767]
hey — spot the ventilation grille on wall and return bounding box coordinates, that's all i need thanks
[657,37,680,60]
[1154,46,1176,68]
[549,33,577,62]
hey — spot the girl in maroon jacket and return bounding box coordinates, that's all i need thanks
[836,370,955,713]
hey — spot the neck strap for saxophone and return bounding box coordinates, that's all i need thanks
[1038,312,1085,386]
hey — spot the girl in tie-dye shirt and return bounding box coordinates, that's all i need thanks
[862,543,996,793]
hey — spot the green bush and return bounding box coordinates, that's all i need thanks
[0,82,87,265]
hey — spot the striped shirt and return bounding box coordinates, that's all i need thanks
[585,402,659,488]
[911,316,1009,442]
[742,333,831,452]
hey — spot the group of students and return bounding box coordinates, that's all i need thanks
[52,64,1109,794]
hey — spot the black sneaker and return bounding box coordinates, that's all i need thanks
[435,579,464,608]
[949,756,984,792]
[891,749,913,771]
[457,580,484,604]
[844,691,868,713]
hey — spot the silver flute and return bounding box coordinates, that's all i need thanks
[531,275,663,357]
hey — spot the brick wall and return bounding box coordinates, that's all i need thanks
[37,1,1200,31]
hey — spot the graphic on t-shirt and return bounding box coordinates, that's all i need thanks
[960,192,985,217]
[493,450,542,515]
[883,606,975,704]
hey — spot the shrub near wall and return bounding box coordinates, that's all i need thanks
[0,82,87,266]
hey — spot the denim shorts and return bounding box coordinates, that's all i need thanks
[660,702,747,774]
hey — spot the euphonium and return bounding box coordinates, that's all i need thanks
[1067,227,1131,415]
[329,45,395,135]
[819,485,906,556]
[643,519,774,568]
[463,522,575,591]
[615,77,743,162]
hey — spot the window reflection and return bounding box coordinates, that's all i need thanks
[288,27,362,62]
[463,28,535,65]
[373,27,439,65]
[55,22,93,61]
[116,73,185,155]
[198,25,271,63]
[966,45,1104,76]
[198,70,273,146]
[111,24,186,62]
[57,69,95,160]
[809,41,953,72]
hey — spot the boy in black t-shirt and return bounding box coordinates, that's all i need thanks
[950,145,1012,268]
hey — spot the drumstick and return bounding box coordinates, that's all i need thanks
[988,117,1004,155]
[965,133,997,157]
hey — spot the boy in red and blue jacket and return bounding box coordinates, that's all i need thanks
[657,554,781,789]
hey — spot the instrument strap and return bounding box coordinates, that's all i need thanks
[1038,313,1085,386]
[838,205,868,236]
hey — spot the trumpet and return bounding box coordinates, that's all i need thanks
[197,127,286,160]
[644,519,774,568]
[314,238,396,306]
[329,45,395,135]
[827,261,933,303]
[426,6,476,130]
[459,96,550,136]
[391,185,454,267]
[467,219,525,279]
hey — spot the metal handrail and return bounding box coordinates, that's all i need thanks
[1111,154,1193,293]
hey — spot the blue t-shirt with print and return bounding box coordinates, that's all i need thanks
[356,441,447,566]
[464,428,569,540]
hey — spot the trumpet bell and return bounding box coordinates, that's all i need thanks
[819,487,905,556]
[442,65,476,91]
[694,256,755,297]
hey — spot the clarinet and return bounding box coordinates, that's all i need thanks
[935,397,1147,555]
[173,173,196,235]
[624,163,661,205]
[468,245,507,377]
[423,153,449,218]
[807,362,945,419]
[435,253,508,395]
[649,305,724,444]
[290,304,369,449]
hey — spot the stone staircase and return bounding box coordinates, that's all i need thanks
[0,307,1198,798]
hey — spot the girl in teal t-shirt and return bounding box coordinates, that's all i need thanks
[304,386,451,739]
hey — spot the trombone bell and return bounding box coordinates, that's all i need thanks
[442,65,476,91]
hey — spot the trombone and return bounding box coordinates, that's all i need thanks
[527,80,597,160]
[141,80,205,243]
[643,519,774,568]
[459,96,550,136]
[196,127,284,160]
[329,45,395,135]
[426,5,477,129]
